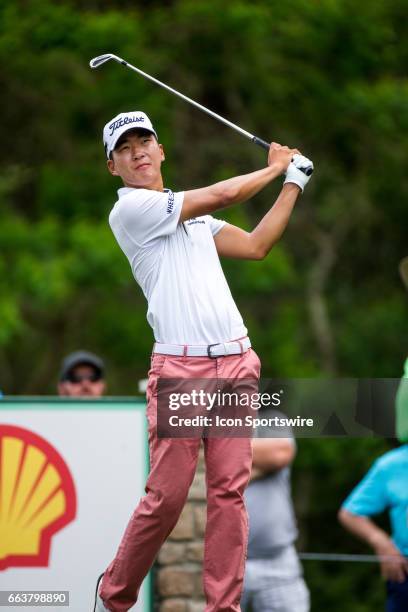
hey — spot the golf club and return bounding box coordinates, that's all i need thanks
[90,53,313,176]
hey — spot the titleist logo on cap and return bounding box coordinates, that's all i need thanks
[108,115,146,137]
[103,111,157,158]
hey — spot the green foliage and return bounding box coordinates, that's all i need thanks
[0,2,407,608]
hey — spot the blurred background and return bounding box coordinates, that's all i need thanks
[0,0,407,609]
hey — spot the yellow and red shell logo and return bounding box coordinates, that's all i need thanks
[0,424,76,570]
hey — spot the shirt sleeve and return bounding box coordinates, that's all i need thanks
[205,215,227,237]
[115,189,184,245]
[341,459,388,516]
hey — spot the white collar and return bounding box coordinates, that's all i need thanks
[117,187,135,198]
[117,187,170,199]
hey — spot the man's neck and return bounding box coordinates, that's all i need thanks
[123,178,164,192]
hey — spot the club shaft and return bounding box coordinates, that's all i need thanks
[91,53,313,174]
[114,57,257,143]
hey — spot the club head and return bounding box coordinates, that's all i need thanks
[89,54,118,69]
[399,256,408,290]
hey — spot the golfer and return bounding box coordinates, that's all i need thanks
[94,111,313,612]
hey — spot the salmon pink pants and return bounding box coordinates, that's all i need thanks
[100,347,261,612]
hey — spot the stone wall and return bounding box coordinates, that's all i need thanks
[155,443,206,612]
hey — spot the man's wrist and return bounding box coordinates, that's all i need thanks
[281,182,302,195]
[266,161,286,178]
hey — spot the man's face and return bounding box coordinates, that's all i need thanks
[58,364,106,398]
[107,129,165,190]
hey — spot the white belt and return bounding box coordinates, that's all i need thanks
[153,337,251,358]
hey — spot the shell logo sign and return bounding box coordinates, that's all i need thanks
[0,424,77,571]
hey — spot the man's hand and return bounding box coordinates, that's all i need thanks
[284,154,314,192]
[268,142,300,174]
[371,533,408,583]
[338,509,408,583]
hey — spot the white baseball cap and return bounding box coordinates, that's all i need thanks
[103,111,158,159]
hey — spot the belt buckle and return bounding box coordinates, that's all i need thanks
[207,343,220,358]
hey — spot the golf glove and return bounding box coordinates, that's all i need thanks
[284,154,314,192]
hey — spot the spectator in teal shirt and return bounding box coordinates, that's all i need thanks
[338,444,408,611]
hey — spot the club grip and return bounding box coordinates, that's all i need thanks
[252,136,270,150]
[252,135,313,176]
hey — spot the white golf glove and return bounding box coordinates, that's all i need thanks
[284,154,314,192]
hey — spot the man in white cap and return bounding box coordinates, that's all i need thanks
[94,111,314,611]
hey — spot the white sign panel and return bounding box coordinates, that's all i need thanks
[0,398,151,612]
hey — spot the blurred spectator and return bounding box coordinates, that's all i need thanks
[340,257,408,610]
[396,358,408,444]
[241,410,310,612]
[57,351,106,397]
[396,257,408,443]
[339,444,408,611]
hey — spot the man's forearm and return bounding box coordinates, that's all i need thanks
[338,508,408,584]
[338,509,389,550]
[252,438,295,471]
[215,162,284,207]
[249,183,300,258]
[181,145,299,221]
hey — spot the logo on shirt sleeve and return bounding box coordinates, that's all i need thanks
[187,218,205,226]
[166,190,175,214]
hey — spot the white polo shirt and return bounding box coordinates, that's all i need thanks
[109,187,247,345]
